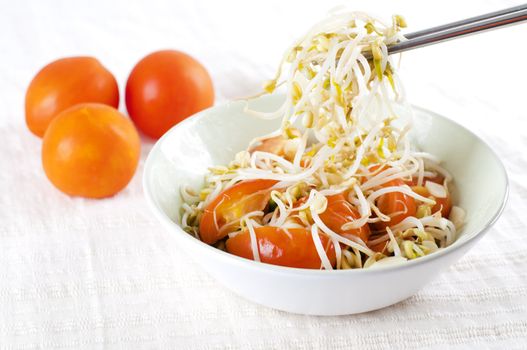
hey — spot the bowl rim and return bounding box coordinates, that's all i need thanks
[143,100,509,277]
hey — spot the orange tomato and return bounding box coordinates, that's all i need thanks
[42,103,140,198]
[25,57,119,137]
[410,176,452,217]
[226,226,336,269]
[319,194,371,242]
[433,192,452,217]
[249,129,301,160]
[373,178,417,231]
[406,174,445,187]
[125,50,214,139]
[369,240,389,254]
[199,180,277,244]
[250,135,288,156]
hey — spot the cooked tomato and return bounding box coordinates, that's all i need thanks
[432,192,452,217]
[225,226,336,269]
[250,135,287,155]
[411,186,452,217]
[125,50,214,139]
[199,179,277,244]
[369,240,388,254]
[42,103,140,198]
[249,129,301,161]
[373,178,417,231]
[26,57,119,137]
[406,173,445,187]
[319,194,371,242]
[408,174,452,217]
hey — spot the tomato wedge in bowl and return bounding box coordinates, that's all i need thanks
[226,226,337,269]
[143,94,508,315]
[199,179,277,244]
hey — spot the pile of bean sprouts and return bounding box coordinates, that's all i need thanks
[179,10,465,269]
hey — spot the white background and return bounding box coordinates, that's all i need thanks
[1,0,526,349]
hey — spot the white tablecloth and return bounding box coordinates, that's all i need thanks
[1,0,526,348]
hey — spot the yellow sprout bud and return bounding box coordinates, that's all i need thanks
[305,66,316,79]
[403,241,417,259]
[289,184,302,199]
[209,166,229,175]
[393,14,407,28]
[412,186,429,197]
[285,128,298,139]
[305,148,316,158]
[415,230,433,242]
[291,81,302,104]
[371,43,382,60]
[332,80,345,107]
[365,22,375,34]
[376,137,385,159]
[341,255,352,269]
[387,135,397,152]
[370,43,384,80]
[263,79,277,94]
[401,229,416,239]
[286,46,303,63]
[315,35,330,52]
[327,135,337,148]
[303,111,314,128]
[416,205,432,219]
[384,67,396,90]
[199,188,212,200]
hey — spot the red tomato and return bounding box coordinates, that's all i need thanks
[226,226,336,269]
[319,194,371,242]
[125,50,214,139]
[199,180,277,244]
[373,179,417,231]
[25,57,119,137]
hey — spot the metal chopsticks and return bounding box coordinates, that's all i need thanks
[388,4,527,55]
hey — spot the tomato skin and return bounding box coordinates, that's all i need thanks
[319,194,371,242]
[250,136,286,156]
[199,180,277,244]
[370,240,388,254]
[125,50,214,139]
[42,103,140,198]
[433,194,452,217]
[408,175,452,217]
[406,174,445,187]
[249,130,300,160]
[25,57,119,137]
[373,179,417,231]
[226,226,336,269]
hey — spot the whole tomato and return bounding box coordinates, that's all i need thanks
[25,57,119,137]
[42,103,140,198]
[125,50,214,139]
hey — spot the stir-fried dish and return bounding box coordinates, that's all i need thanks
[179,10,465,270]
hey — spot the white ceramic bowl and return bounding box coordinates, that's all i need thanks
[143,94,508,315]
